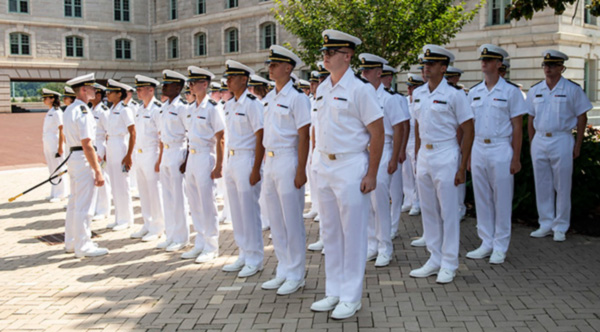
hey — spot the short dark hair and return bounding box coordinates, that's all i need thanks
[50,96,60,108]
[118,89,127,101]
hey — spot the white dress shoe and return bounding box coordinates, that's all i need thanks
[49,197,62,203]
[466,246,492,259]
[64,247,74,254]
[374,253,391,267]
[436,268,456,284]
[366,251,378,261]
[75,247,109,258]
[156,240,172,249]
[181,247,203,259]
[530,227,552,238]
[314,215,320,222]
[142,233,162,242]
[401,204,411,213]
[410,237,426,247]
[262,225,270,231]
[222,258,245,272]
[106,222,118,229]
[303,211,318,219]
[310,296,340,312]
[331,301,362,320]
[130,228,148,239]
[408,207,421,216]
[195,251,218,263]
[91,214,106,221]
[166,242,187,252]
[112,223,131,231]
[307,240,324,251]
[277,279,305,295]
[553,231,566,242]
[238,264,262,278]
[409,264,439,278]
[261,277,286,290]
[489,251,506,264]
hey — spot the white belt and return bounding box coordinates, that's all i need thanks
[475,136,511,144]
[107,134,127,140]
[189,145,213,154]
[319,150,365,161]
[536,131,571,138]
[265,146,297,157]
[137,146,159,153]
[163,141,185,149]
[420,138,457,150]
[228,149,254,156]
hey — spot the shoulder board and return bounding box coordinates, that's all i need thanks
[264,102,269,107]
[293,86,304,94]
[101,104,109,111]
[384,88,396,95]
[505,80,520,89]
[470,81,483,90]
[247,94,257,100]
[397,92,406,97]
[160,110,163,114]
[354,72,369,84]
[154,101,163,107]
[449,82,462,90]
[131,100,139,105]
[567,79,582,88]
[531,80,544,88]
[180,99,188,105]
[208,99,217,106]
[316,96,323,101]
[80,105,88,114]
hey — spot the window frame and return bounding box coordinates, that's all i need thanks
[225,0,238,9]
[196,0,206,15]
[168,36,179,59]
[65,35,84,58]
[64,0,82,18]
[115,38,132,60]
[195,32,207,57]
[9,32,31,56]
[487,0,509,26]
[114,0,130,22]
[260,22,276,50]
[8,0,29,14]
[225,28,239,54]
[169,0,177,20]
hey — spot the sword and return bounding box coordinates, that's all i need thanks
[8,170,68,202]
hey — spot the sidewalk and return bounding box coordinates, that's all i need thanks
[0,113,46,170]
[0,167,599,331]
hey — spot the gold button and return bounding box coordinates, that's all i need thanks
[267,151,275,157]
[545,133,553,137]
[229,150,235,156]
[426,144,434,150]
[138,149,143,153]
[190,149,196,154]
[484,139,491,144]
[165,144,170,149]
[328,154,336,160]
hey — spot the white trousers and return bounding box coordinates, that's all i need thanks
[259,161,270,229]
[130,149,138,191]
[106,137,133,226]
[471,140,514,253]
[416,143,461,271]
[43,138,66,199]
[136,147,164,235]
[225,151,264,266]
[389,155,403,236]
[160,144,189,244]
[307,149,320,214]
[65,152,97,254]
[318,152,370,303]
[531,132,574,232]
[185,149,219,253]
[264,151,306,281]
[92,141,111,216]
[310,151,323,242]
[368,145,393,256]
[401,143,419,211]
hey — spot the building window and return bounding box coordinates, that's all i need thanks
[195,33,207,56]
[115,39,131,59]
[9,0,28,13]
[64,0,82,17]
[9,33,30,55]
[154,40,158,61]
[585,0,598,25]
[168,37,178,59]
[225,28,239,53]
[114,0,130,21]
[66,36,84,58]
[197,0,205,14]
[260,22,276,50]
[225,0,238,9]
[584,60,597,101]
[488,0,509,25]
[169,0,177,20]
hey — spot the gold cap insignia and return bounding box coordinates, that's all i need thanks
[426,49,430,56]
[361,58,366,64]
[483,48,488,54]
[545,53,551,59]
[269,49,274,56]
[163,73,167,79]
[324,35,329,43]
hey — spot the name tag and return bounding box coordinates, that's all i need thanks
[113,112,120,115]
[235,112,245,116]
[334,97,347,101]
[169,112,177,116]
[414,99,420,103]
[433,100,447,105]
[535,94,543,98]
[493,98,507,102]
[198,116,206,119]
[555,95,567,98]
[144,115,151,119]
[277,104,289,109]
[473,97,481,101]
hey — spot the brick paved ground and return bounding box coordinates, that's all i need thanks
[0,113,46,170]
[0,167,599,332]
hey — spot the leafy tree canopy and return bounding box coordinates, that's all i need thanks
[507,0,600,21]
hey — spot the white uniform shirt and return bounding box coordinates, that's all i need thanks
[413,78,473,143]
[407,95,416,146]
[92,103,109,157]
[468,77,527,138]
[224,89,264,150]
[376,85,410,144]
[186,95,225,149]
[43,107,64,141]
[63,99,95,150]
[135,97,163,149]
[263,80,311,150]
[315,68,383,154]
[159,95,189,144]
[526,77,592,132]
[310,96,319,143]
[107,101,135,137]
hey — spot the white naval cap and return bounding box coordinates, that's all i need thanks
[162,69,187,84]
[417,54,424,69]
[42,88,61,98]
[209,82,221,92]
[220,77,229,90]
[422,45,455,63]
[268,81,275,89]
[406,73,425,86]
[542,49,568,63]
[290,72,298,83]
[381,64,398,77]
[66,73,95,89]
[317,61,329,76]
[267,45,302,68]
[478,44,508,61]
[135,74,160,87]
[93,83,106,92]
[309,70,320,82]
[224,60,255,77]
[106,79,131,92]
[358,53,388,70]
[501,59,511,71]
[187,66,215,81]
[320,29,362,51]
[123,83,135,92]
[63,86,76,97]
[445,66,463,77]
[248,74,270,87]
[297,79,310,89]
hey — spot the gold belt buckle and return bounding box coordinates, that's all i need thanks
[425,144,434,150]
[484,138,491,144]
[328,154,336,160]
[137,148,143,153]
[545,132,553,137]
[164,144,170,149]
[229,150,235,156]
[190,149,196,154]
[267,151,275,157]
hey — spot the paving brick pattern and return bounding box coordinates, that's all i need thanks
[0,167,599,331]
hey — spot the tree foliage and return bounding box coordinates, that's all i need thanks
[507,0,600,21]
[272,0,482,70]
